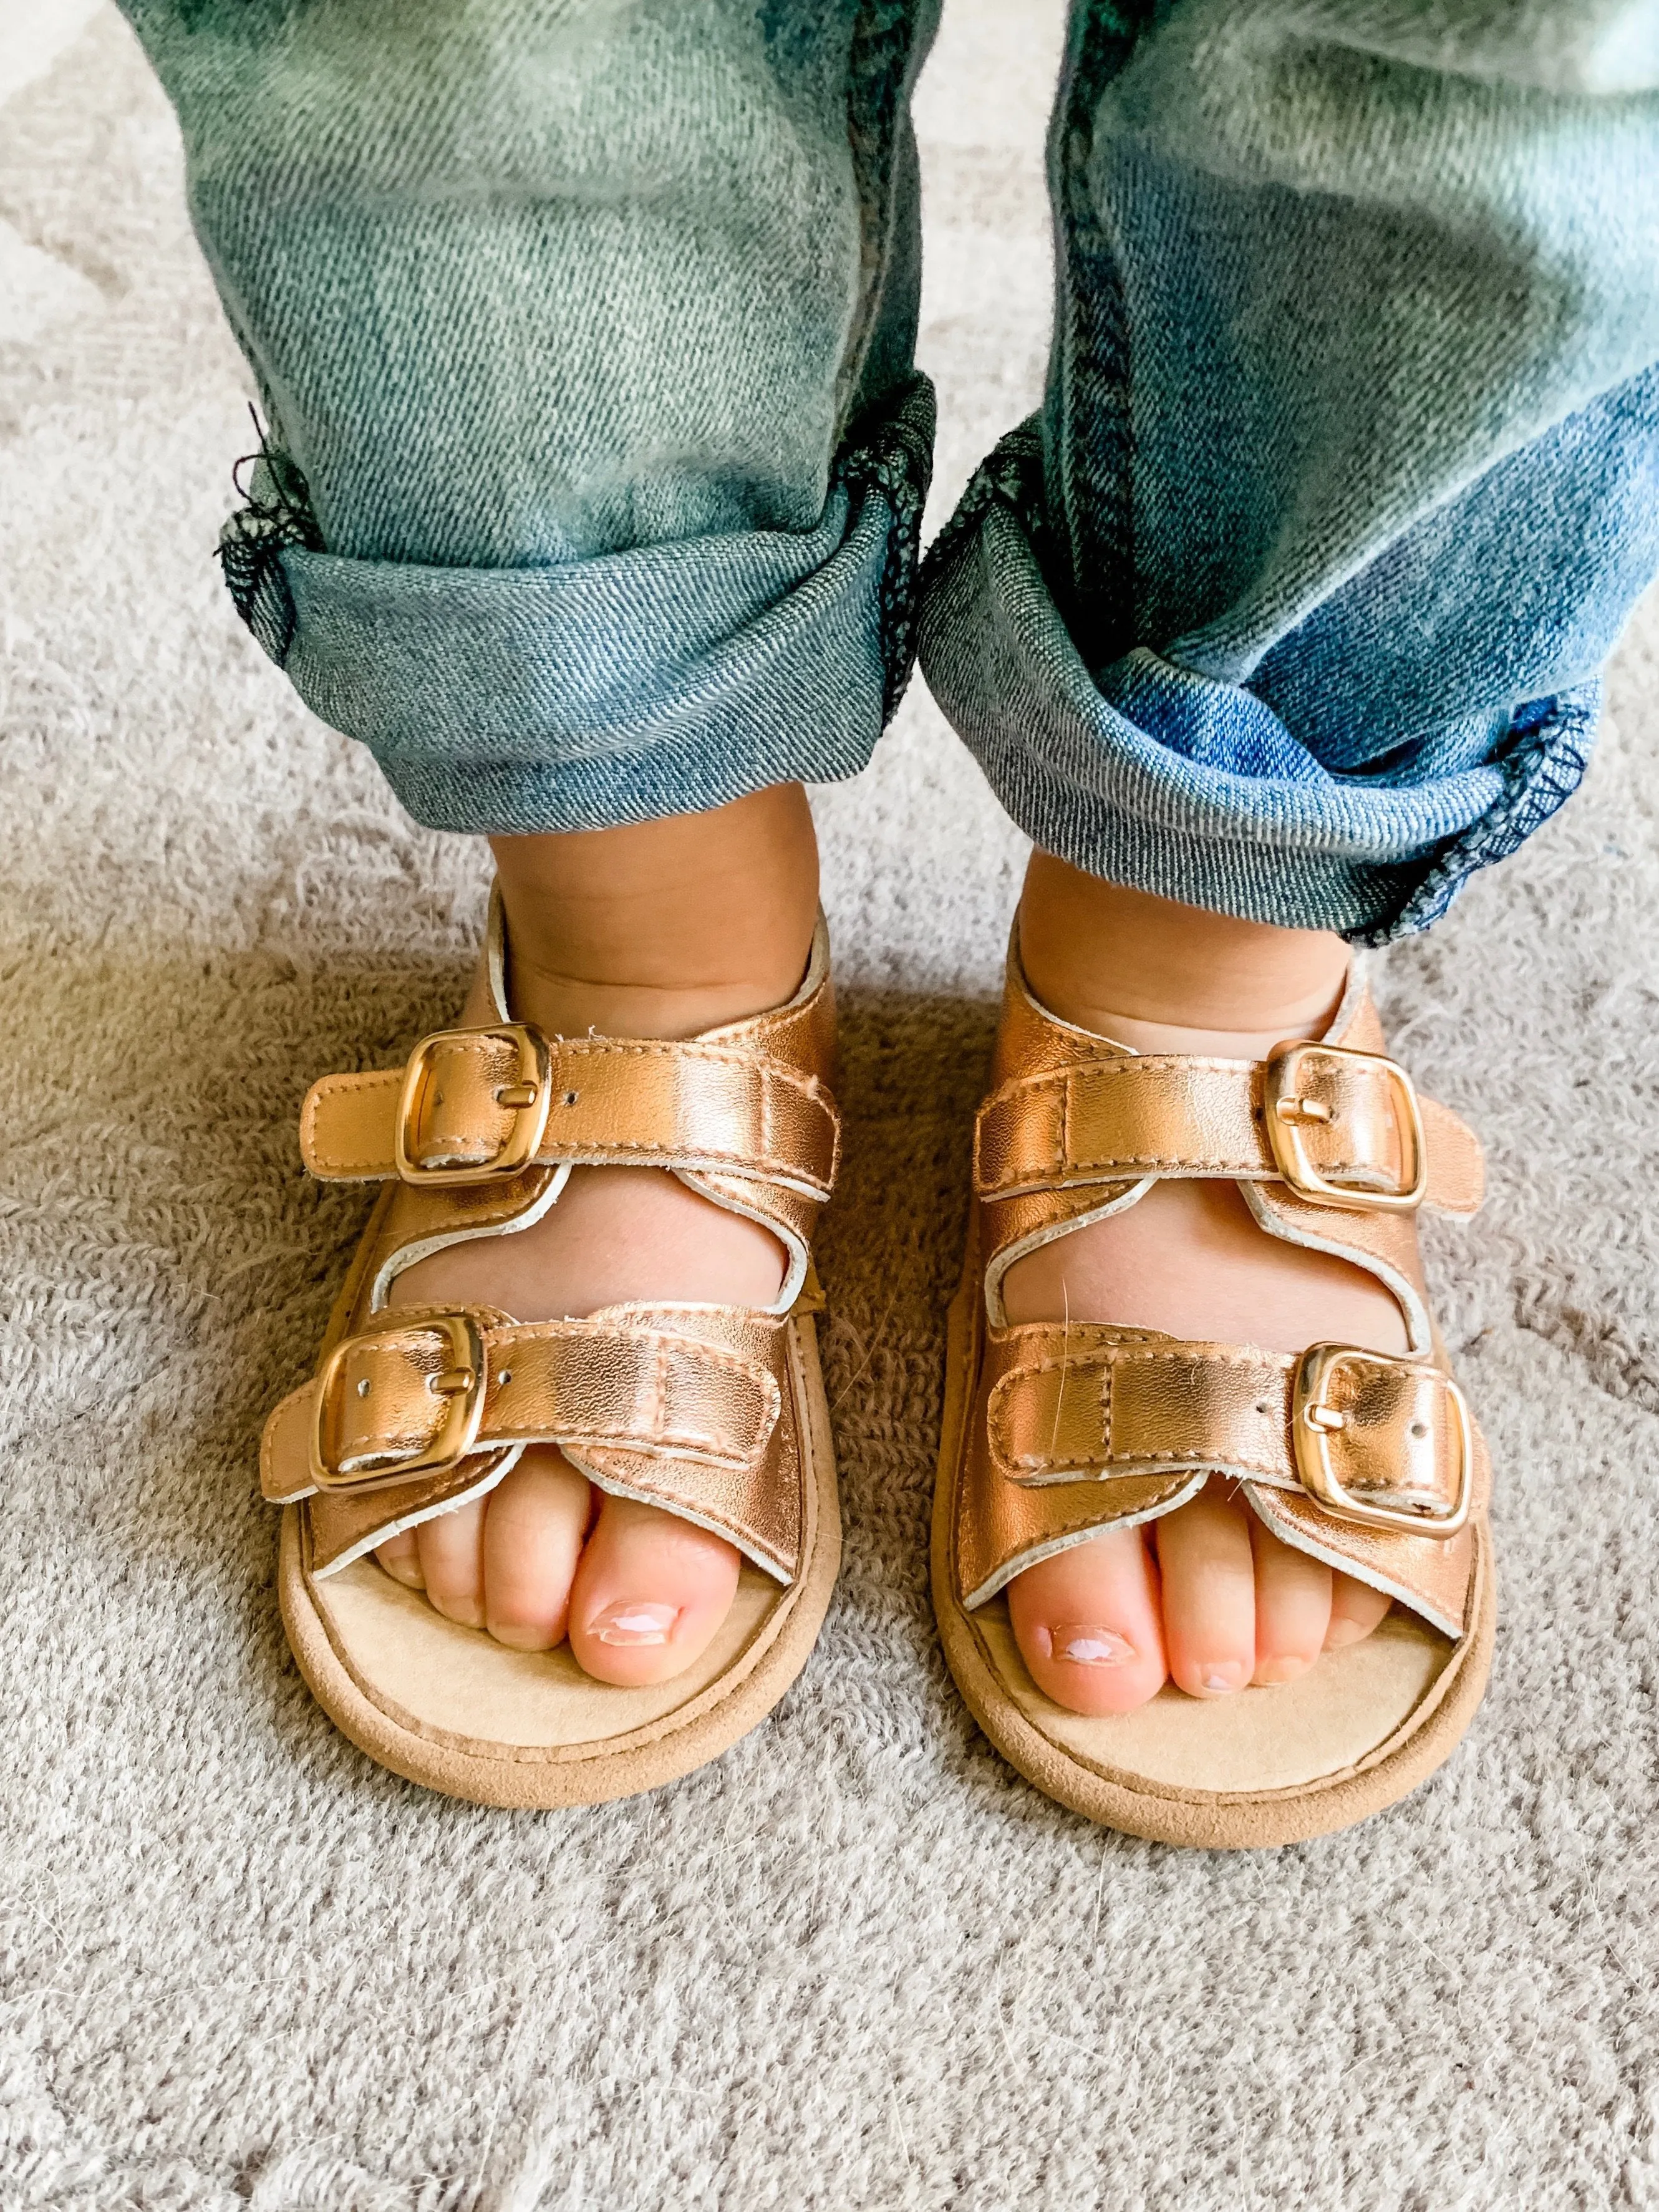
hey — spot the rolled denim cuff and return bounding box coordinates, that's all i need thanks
[219,377,934,834]
[918,430,1597,945]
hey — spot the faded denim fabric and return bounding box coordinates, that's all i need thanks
[123,0,1659,940]
[921,0,1659,939]
[120,0,940,831]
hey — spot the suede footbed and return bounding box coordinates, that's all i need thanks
[278,1315,840,1808]
[931,1268,1494,1849]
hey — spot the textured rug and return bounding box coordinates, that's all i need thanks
[4,6,1659,2208]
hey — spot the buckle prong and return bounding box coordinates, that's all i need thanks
[1263,1041,1427,1212]
[1292,1343,1471,1539]
[394,1024,552,1186]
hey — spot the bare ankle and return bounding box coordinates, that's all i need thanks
[501,955,802,1043]
[489,784,819,1039]
[1017,853,1348,1045]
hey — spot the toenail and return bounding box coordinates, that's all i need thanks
[1042,1623,1134,1668]
[1325,1618,1368,1649]
[1200,1668,1241,1694]
[490,1620,557,1651]
[590,1600,679,1646]
[1255,1656,1310,1685]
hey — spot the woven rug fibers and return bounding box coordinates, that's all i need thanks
[3,6,1659,2206]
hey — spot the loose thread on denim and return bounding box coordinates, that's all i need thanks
[918,415,1046,613]
[216,405,322,665]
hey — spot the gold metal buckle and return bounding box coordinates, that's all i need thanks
[309,1312,487,1492]
[393,1023,552,1186]
[1292,1343,1472,1539]
[1263,1041,1427,1212]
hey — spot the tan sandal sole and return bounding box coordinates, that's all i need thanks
[278,1313,839,1807]
[932,1265,1494,1848]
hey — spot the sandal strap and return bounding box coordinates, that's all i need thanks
[263,1304,804,1583]
[301,1030,839,1199]
[986,1328,1472,1532]
[957,1321,1486,1631]
[974,1048,1481,1214]
[264,1308,780,1502]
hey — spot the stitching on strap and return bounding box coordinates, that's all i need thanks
[303,1041,839,1182]
[989,1344,1295,1484]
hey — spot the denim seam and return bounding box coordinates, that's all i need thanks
[919,414,1045,607]
[841,0,926,431]
[1357,685,1599,944]
[1045,1,1155,660]
[838,371,936,720]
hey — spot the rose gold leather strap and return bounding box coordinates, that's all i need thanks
[301,1030,839,1197]
[985,1330,1471,1532]
[973,1051,1481,1214]
[955,1321,1484,1626]
[264,1303,805,1584]
[262,1310,780,1504]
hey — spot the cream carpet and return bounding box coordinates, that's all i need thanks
[5,6,1659,2206]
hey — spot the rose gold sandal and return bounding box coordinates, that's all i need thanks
[259,889,841,1806]
[932,937,1492,1848]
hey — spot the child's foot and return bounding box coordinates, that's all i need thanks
[1002,861,1401,1717]
[371,786,820,1689]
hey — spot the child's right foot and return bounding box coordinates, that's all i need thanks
[350,784,826,1690]
[370,953,792,1686]
[263,785,845,1809]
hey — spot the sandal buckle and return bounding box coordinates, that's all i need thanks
[1264,1042,1427,1212]
[394,1023,552,1186]
[1292,1343,1472,1539]
[310,1312,488,1491]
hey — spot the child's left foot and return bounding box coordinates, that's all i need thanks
[999,1008,1400,1716]
[992,861,1433,1718]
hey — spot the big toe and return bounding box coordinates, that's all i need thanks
[1008,1526,1168,1714]
[567,1491,741,1686]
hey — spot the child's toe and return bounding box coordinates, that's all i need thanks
[1154,1484,1257,1698]
[1247,1514,1332,1684]
[412,1497,488,1628]
[480,1446,592,1651]
[1007,1526,1168,1714]
[566,1493,741,1686]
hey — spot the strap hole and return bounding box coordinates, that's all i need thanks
[356,1378,370,1399]
[498,1369,512,1388]
[1254,1402,1271,1416]
[563,1090,579,1106]
[1410,1421,1429,1439]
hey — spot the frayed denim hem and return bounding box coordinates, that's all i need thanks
[218,376,934,836]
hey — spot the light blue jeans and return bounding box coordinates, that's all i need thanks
[122,0,1659,941]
